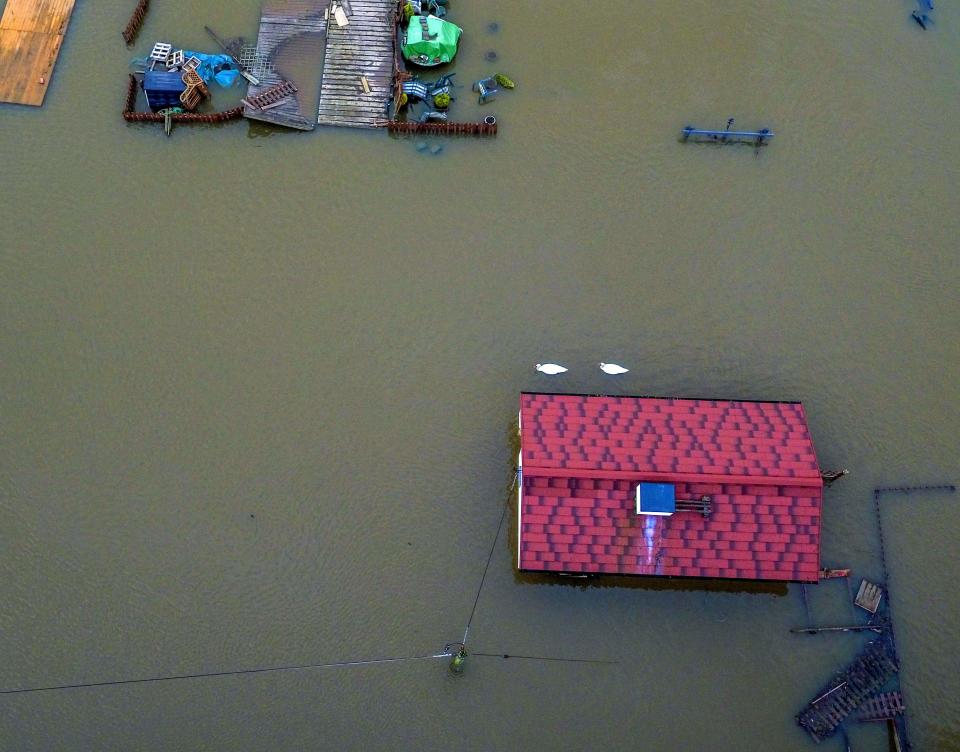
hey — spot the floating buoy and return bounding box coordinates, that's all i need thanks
[536,363,568,375]
[449,645,467,675]
[600,362,629,375]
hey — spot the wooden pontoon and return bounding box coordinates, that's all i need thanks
[0,0,76,105]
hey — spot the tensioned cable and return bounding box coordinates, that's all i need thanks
[0,652,453,695]
[472,652,618,665]
[3,473,624,695]
[462,498,509,646]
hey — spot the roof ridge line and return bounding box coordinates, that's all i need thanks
[521,466,823,489]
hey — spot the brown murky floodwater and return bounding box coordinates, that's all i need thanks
[2,1,959,750]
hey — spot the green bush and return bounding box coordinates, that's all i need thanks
[433,92,451,109]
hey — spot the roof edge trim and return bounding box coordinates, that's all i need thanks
[520,390,804,406]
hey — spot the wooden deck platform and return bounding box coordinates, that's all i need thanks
[0,0,76,106]
[243,0,329,131]
[316,0,397,128]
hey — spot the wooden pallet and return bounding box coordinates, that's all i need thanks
[0,0,76,105]
[316,0,396,128]
[855,579,884,614]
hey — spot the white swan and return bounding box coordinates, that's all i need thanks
[600,362,629,375]
[536,363,568,375]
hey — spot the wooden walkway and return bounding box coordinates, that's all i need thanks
[0,0,76,105]
[243,0,329,131]
[316,0,396,128]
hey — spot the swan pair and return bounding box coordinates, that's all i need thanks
[536,363,629,375]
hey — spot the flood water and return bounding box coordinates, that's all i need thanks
[2,1,959,750]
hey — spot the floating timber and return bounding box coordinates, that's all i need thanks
[122,0,150,45]
[386,120,498,136]
[796,633,900,743]
[857,691,905,722]
[0,0,76,105]
[316,0,397,128]
[819,568,851,579]
[244,0,329,130]
[790,624,885,635]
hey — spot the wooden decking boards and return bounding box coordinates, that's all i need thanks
[0,0,76,106]
[796,633,900,743]
[316,0,396,128]
[856,691,905,722]
[243,0,329,131]
[244,0,396,130]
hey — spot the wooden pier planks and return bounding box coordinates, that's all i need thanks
[316,0,396,128]
[0,0,76,105]
[857,691,905,722]
[243,0,329,131]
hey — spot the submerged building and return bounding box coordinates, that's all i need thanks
[517,392,825,583]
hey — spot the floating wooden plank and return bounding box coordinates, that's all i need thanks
[243,0,328,131]
[790,624,885,635]
[855,579,883,614]
[0,0,76,105]
[386,120,498,136]
[819,568,851,579]
[121,0,150,46]
[317,0,395,128]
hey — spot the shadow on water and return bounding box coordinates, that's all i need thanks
[512,568,788,596]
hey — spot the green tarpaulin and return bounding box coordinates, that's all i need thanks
[402,15,462,66]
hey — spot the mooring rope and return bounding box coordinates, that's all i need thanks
[3,469,625,696]
[472,652,618,665]
[462,498,509,646]
[0,652,452,696]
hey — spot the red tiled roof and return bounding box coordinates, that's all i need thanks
[518,393,824,582]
